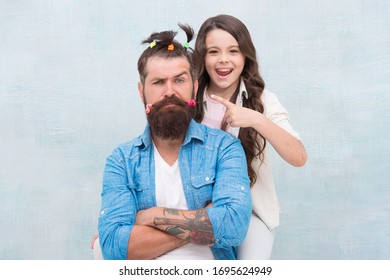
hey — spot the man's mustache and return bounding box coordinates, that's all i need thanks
[152,96,187,110]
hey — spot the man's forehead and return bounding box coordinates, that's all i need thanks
[145,56,191,78]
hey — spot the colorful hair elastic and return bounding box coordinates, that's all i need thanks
[167,44,174,51]
[183,42,190,49]
[145,104,153,114]
[187,99,196,106]
[149,40,157,48]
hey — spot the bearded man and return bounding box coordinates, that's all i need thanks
[96,24,251,260]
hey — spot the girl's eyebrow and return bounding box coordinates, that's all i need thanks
[206,45,239,49]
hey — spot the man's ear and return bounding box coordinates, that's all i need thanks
[138,82,144,103]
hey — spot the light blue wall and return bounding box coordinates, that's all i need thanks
[1,0,389,259]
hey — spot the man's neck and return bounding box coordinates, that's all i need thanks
[152,135,184,166]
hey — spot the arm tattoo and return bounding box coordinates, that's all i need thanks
[164,209,179,216]
[153,208,215,246]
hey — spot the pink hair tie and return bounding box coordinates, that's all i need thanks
[145,104,153,114]
[187,99,196,107]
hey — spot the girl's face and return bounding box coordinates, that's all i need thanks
[204,28,245,98]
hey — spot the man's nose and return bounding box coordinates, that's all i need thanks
[164,82,176,96]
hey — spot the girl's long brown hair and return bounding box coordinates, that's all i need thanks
[194,14,266,186]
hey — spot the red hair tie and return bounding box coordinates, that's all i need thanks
[187,99,196,106]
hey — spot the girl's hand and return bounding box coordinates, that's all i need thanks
[90,233,99,249]
[210,94,262,128]
[209,94,307,167]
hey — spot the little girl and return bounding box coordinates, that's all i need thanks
[194,14,307,259]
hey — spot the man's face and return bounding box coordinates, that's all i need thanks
[138,56,198,140]
[139,56,197,105]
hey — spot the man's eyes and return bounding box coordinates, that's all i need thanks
[152,79,186,85]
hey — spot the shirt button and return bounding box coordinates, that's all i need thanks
[205,176,210,181]
[240,186,245,191]
[100,210,105,215]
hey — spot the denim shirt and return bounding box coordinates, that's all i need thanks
[98,120,251,260]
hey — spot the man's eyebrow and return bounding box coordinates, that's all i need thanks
[150,71,189,82]
[152,77,167,81]
[174,71,189,78]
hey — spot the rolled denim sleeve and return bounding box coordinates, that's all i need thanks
[206,138,252,249]
[98,149,136,260]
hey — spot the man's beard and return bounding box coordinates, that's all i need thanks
[147,95,195,140]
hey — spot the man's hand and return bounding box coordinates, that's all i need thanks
[135,208,155,226]
[136,207,215,246]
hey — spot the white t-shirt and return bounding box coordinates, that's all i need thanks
[153,144,214,260]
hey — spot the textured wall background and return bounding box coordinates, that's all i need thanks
[1,0,389,259]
